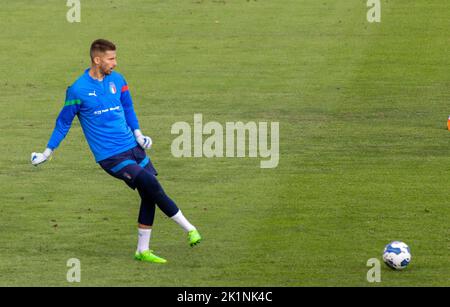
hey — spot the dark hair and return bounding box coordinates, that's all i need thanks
[90,39,116,61]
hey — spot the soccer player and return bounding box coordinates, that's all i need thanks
[31,39,201,264]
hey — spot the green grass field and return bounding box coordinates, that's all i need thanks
[0,0,449,286]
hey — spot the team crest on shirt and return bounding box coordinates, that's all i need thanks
[109,82,117,94]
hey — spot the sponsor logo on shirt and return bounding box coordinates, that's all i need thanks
[93,106,120,115]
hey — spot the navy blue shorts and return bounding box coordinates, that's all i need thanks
[99,145,158,189]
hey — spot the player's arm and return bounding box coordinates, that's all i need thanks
[31,87,80,166]
[120,81,152,150]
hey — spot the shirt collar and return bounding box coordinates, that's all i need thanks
[85,68,107,83]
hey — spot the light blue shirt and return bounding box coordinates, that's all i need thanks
[47,69,140,162]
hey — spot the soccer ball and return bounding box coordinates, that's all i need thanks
[382,241,411,270]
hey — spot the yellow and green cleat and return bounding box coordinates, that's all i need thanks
[188,229,202,247]
[134,250,167,264]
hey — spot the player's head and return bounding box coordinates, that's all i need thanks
[90,39,117,75]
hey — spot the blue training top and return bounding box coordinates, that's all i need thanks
[47,68,140,162]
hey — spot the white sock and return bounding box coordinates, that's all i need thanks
[171,211,196,232]
[137,228,152,253]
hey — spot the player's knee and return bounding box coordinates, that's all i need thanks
[135,169,165,200]
[135,169,157,187]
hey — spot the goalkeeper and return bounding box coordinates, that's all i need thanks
[31,39,201,264]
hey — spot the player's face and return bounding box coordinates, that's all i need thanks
[98,50,117,75]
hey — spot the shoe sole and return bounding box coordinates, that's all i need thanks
[190,239,201,247]
[134,256,167,264]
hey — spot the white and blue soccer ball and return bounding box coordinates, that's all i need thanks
[382,241,411,270]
